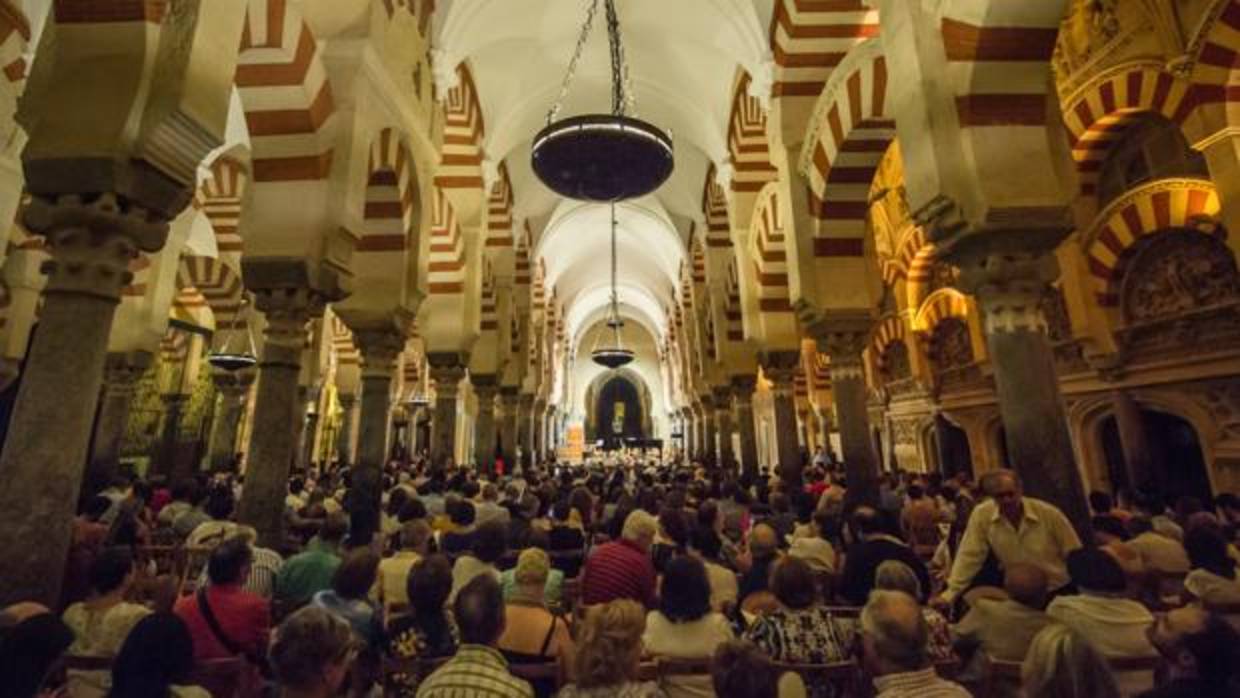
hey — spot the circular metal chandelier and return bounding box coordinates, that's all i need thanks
[207,298,257,372]
[532,0,674,202]
[591,203,634,370]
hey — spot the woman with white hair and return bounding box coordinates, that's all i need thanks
[872,560,953,662]
[1021,623,1121,698]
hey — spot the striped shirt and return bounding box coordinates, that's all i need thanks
[580,539,656,608]
[873,668,971,697]
[416,645,533,698]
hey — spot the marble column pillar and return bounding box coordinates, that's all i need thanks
[335,393,357,465]
[237,289,325,549]
[517,394,534,468]
[700,395,718,467]
[499,387,519,465]
[1111,389,1154,492]
[532,398,547,465]
[207,369,255,473]
[732,376,759,480]
[0,193,164,607]
[682,407,697,461]
[154,393,189,482]
[86,351,153,493]
[543,405,557,461]
[713,386,736,471]
[427,353,467,467]
[956,248,1092,535]
[760,351,803,487]
[350,329,405,545]
[472,375,499,476]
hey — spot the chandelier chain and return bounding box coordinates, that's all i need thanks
[547,0,600,125]
[604,0,634,116]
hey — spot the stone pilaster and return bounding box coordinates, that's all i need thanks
[699,394,718,467]
[532,397,547,465]
[207,368,255,473]
[808,312,880,510]
[472,374,499,476]
[0,190,169,607]
[236,287,327,549]
[760,351,802,487]
[499,387,519,465]
[86,351,153,494]
[955,246,1092,535]
[349,327,406,545]
[713,386,736,471]
[427,352,468,467]
[731,375,759,480]
[682,406,697,462]
[335,393,357,465]
[517,393,534,468]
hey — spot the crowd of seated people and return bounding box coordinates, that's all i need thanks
[7,455,1240,697]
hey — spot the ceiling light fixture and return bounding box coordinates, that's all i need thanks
[207,297,257,372]
[591,203,634,369]
[532,0,674,202]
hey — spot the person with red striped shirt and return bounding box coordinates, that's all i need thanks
[581,510,658,608]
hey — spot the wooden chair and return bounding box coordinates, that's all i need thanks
[188,657,246,698]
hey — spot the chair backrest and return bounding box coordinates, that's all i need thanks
[63,654,115,672]
[655,656,714,678]
[187,657,246,698]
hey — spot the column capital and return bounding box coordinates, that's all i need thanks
[730,374,758,395]
[519,393,536,410]
[800,308,872,363]
[337,393,357,410]
[954,247,1058,335]
[427,356,468,397]
[252,287,330,353]
[353,327,408,378]
[471,373,500,399]
[211,366,255,396]
[711,386,733,408]
[759,350,800,392]
[103,351,153,396]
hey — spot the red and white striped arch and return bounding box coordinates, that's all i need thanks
[176,256,246,330]
[769,0,880,98]
[159,329,190,365]
[868,314,908,371]
[480,261,497,331]
[727,74,779,194]
[702,168,732,249]
[723,259,744,342]
[197,157,248,255]
[803,38,893,258]
[331,315,359,370]
[1061,61,1196,197]
[427,188,465,295]
[435,63,484,191]
[124,256,152,299]
[1083,179,1221,306]
[486,162,514,249]
[913,288,970,334]
[515,224,531,287]
[0,1,28,85]
[235,0,336,183]
[1192,0,1240,87]
[749,184,792,314]
[358,127,419,253]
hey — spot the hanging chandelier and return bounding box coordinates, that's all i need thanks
[591,203,635,369]
[531,0,674,202]
[207,298,257,372]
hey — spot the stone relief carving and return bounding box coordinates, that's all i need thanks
[881,341,912,385]
[1121,231,1240,325]
[892,417,920,447]
[926,262,957,296]
[929,318,974,376]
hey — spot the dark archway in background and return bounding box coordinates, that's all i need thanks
[595,375,645,447]
[932,415,973,479]
[1100,409,1211,503]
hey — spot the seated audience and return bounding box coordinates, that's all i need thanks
[788,508,836,574]
[376,519,431,613]
[643,556,733,698]
[62,546,151,656]
[737,523,780,603]
[872,560,952,662]
[64,496,114,607]
[1093,515,1145,578]
[548,498,587,552]
[173,538,271,668]
[1127,516,1191,574]
[1143,605,1240,698]
[581,510,658,608]
[710,640,806,698]
[440,497,477,557]
[952,563,1053,682]
[185,487,241,548]
[269,606,357,698]
[1021,623,1121,698]
[687,526,738,612]
[451,520,507,600]
[501,530,565,607]
[839,506,930,605]
[476,483,511,528]
[386,554,458,696]
[275,512,347,608]
[0,610,74,698]
[497,548,574,695]
[1046,547,1156,658]
[558,599,662,698]
[108,612,207,698]
[651,507,690,575]
[417,574,534,697]
[311,549,383,650]
[744,556,854,664]
[859,590,970,697]
[1183,525,1240,604]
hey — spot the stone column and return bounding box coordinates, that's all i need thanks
[517,393,534,468]
[499,387,519,464]
[955,248,1092,535]
[349,329,405,545]
[1111,389,1154,492]
[472,375,499,476]
[732,376,759,480]
[682,407,697,461]
[760,351,803,487]
[699,395,718,467]
[85,351,153,493]
[335,393,357,465]
[532,398,547,464]
[427,353,467,467]
[811,319,880,510]
[237,289,325,550]
[300,404,320,470]
[153,393,188,481]
[0,192,164,607]
[544,405,558,460]
[207,368,255,473]
[713,386,736,471]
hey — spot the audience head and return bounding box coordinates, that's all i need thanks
[0,612,73,698]
[748,523,778,560]
[711,640,780,698]
[408,554,454,619]
[472,521,507,564]
[454,574,506,646]
[88,546,135,596]
[1089,490,1114,515]
[1149,605,1240,688]
[574,600,647,690]
[982,469,1023,519]
[770,555,817,610]
[83,494,113,521]
[332,549,380,600]
[874,560,924,601]
[1021,623,1121,698]
[659,556,712,623]
[109,613,196,698]
[1004,563,1050,610]
[398,497,428,523]
[204,487,235,521]
[851,506,884,537]
[1091,515,1129,544]
[1065,547,1126,594]
[1185,525,1235,577]
[318,512,349,545]
[447,496,477,528]
[860,590,929,676]
[514,548,551,591]
[206,537,252,586]
[621,510,658,552]
[399,519,432,553]
[689,525,722,561]
[658,506,689,549]
[270,606,357,696]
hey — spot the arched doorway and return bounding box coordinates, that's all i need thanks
[591,375,646,448]
[1100,409,1211,503]
[927,415,973,479]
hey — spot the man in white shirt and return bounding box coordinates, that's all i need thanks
[936,469,1082,606]
[1127,516,1190,573]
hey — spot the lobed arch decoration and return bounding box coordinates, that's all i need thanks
[749,182,792,314]
[801,37,894,259]
[1119,229,1240,327]
[175,256,246,332]
[1082,178,1221,305]
[235,0,336,183]
[868,314,911,386]
[359,127,421,255]
[196,157,248,255]
[1061,61,1196,197]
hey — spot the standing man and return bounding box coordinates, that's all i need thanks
[936,469,1081,608]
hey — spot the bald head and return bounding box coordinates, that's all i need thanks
[749,524,778,558]
[861,590,929,673]
[1004,563,1048,610]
